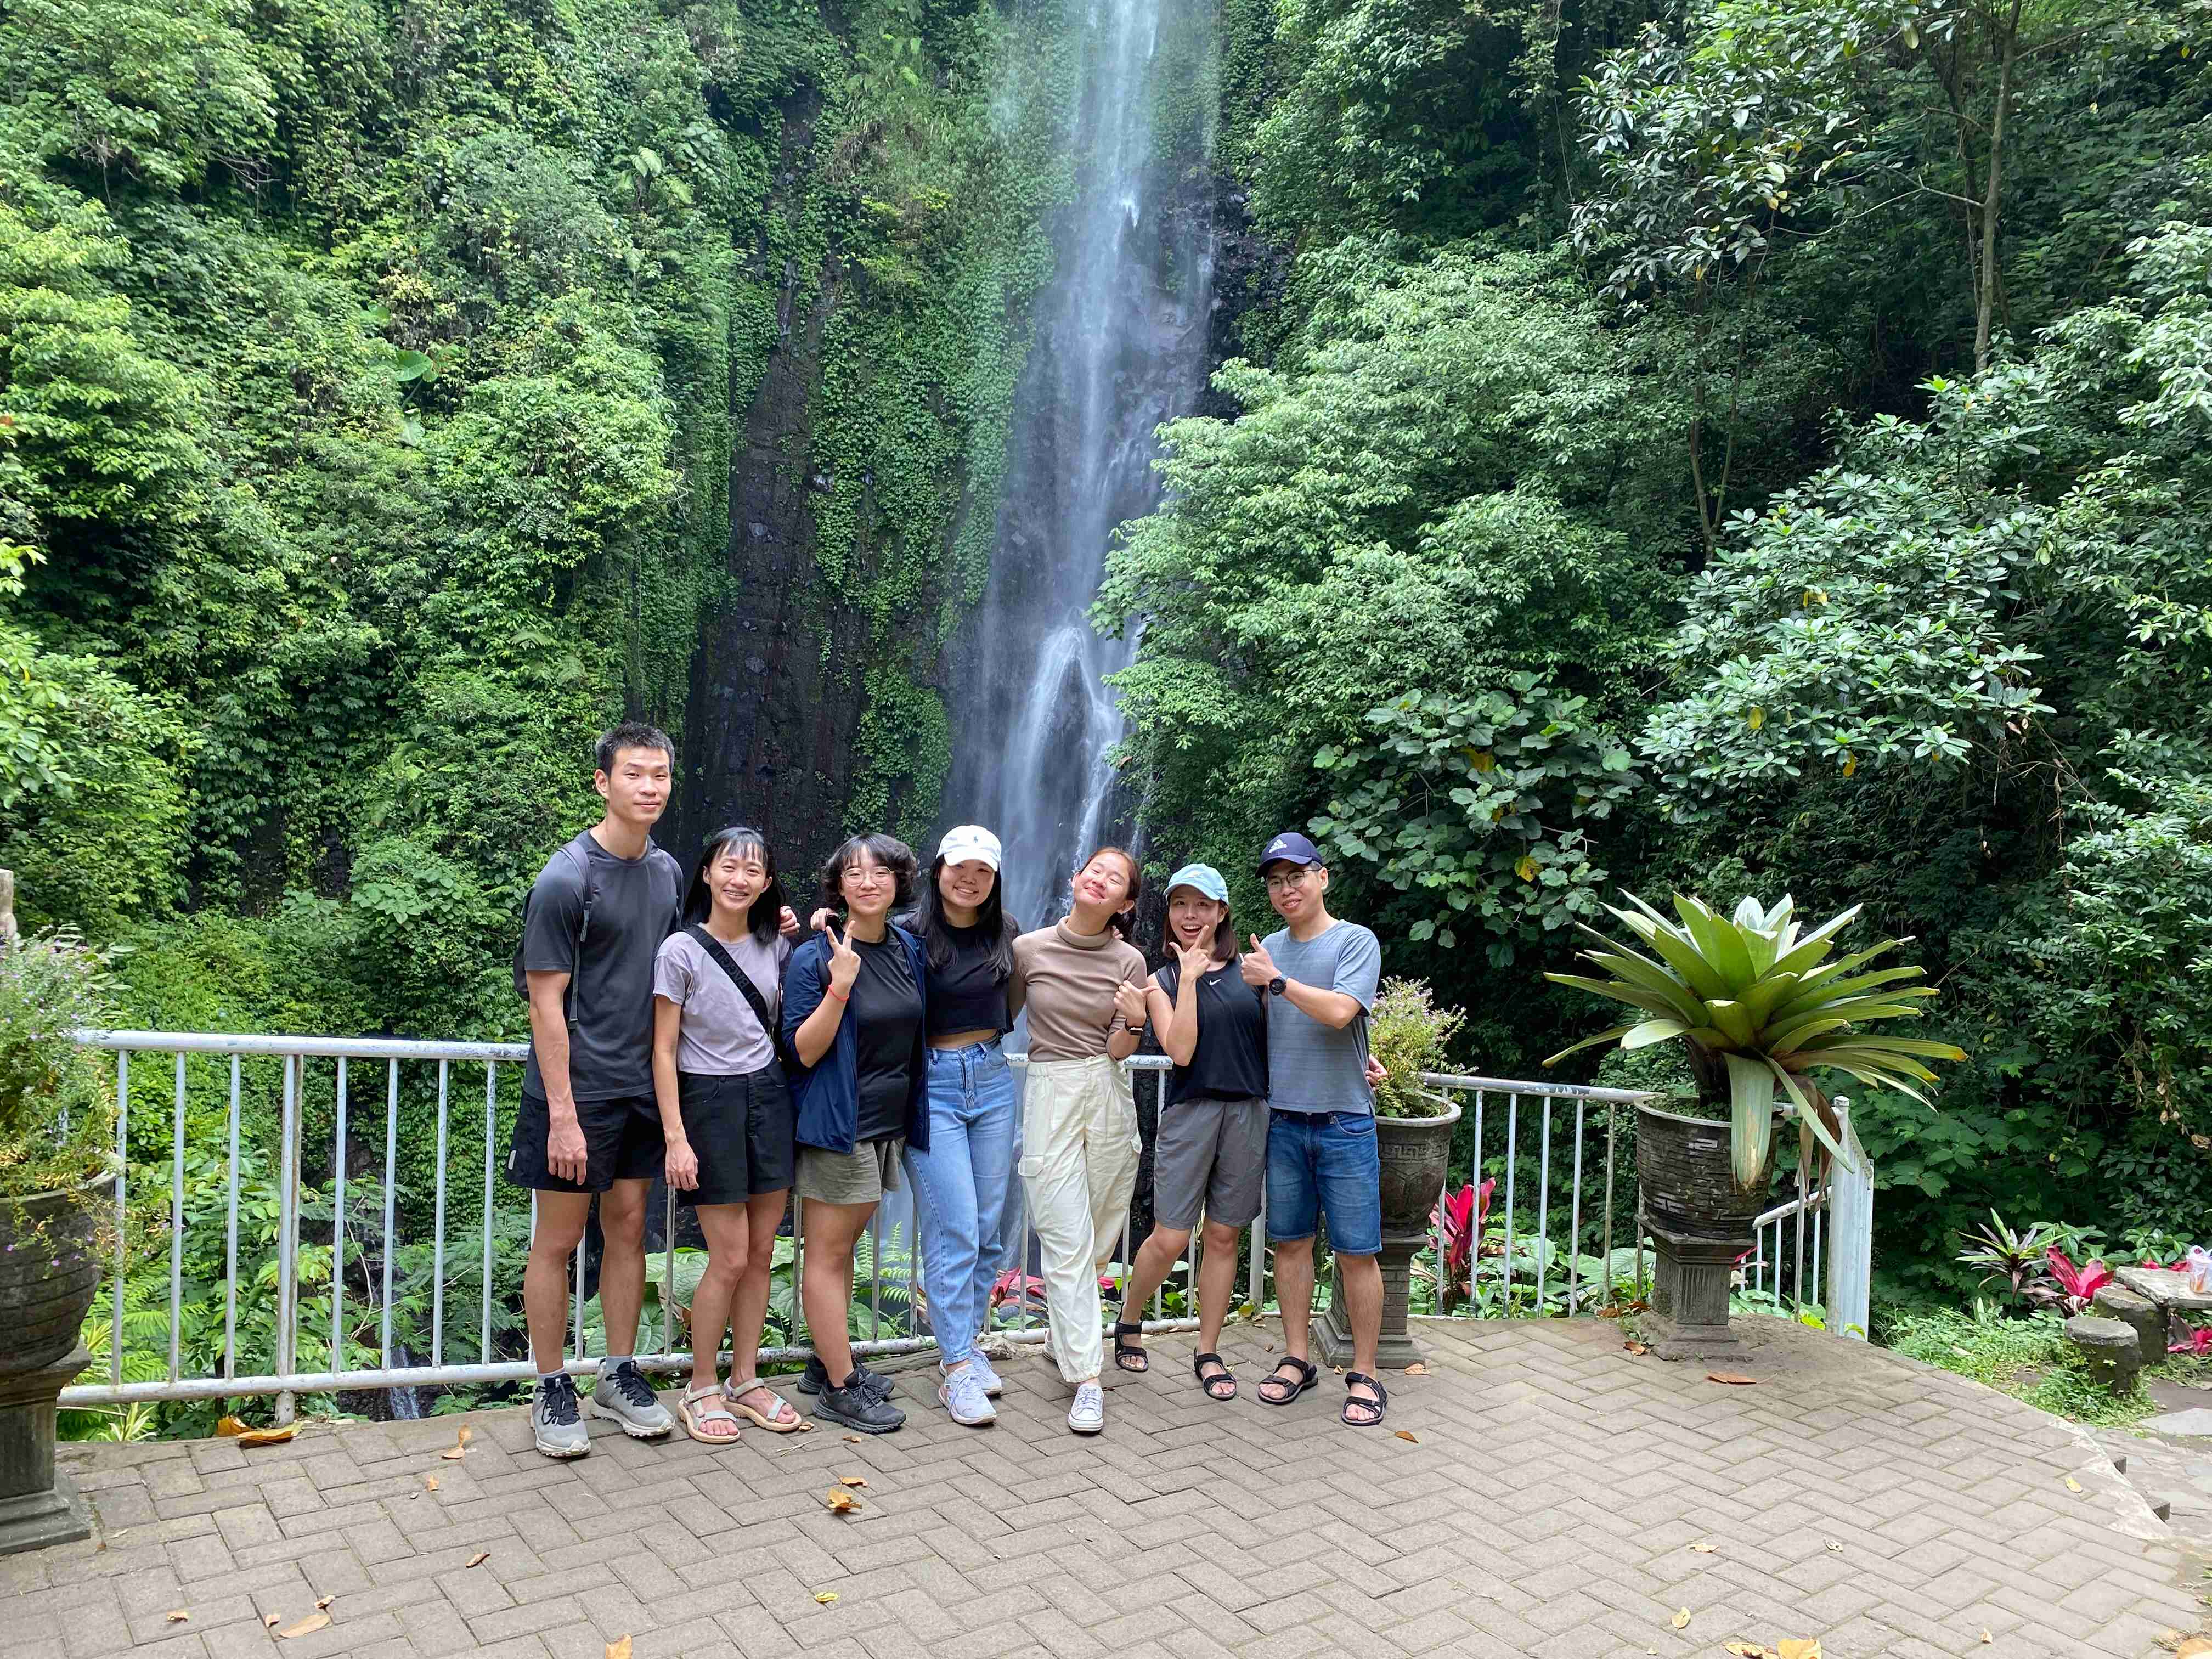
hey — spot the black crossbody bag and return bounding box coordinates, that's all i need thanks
[685,924,797,1073]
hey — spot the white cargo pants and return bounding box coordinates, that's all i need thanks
[1018,1055,1140,1384]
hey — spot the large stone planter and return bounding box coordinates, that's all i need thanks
[1317,1098,1461,1370]
[1636,1103,1762,1359]
[0,1172,110,1554]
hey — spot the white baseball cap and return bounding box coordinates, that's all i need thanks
[938,825,1002,870]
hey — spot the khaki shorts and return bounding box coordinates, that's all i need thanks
[796,1136,905,1206]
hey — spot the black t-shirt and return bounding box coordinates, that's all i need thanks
[927,922,1012,1037]
[518,833,683,1101]
[1155,958,1268,1105]
[849,936,924,1141]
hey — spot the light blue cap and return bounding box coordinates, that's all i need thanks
[1164,863,1228,904]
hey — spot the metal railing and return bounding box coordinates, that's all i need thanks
[59,1029,1875,1415]
[1733,1101,1872,1339]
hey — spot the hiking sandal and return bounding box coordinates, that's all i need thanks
[1192,1351,1237,1402]
[678,1383,742,1444]
[1341,1370,1389,1427]
[1112,1321,1148,1374]
[1257,1355,1318,1406]
[723,1376,805,1432]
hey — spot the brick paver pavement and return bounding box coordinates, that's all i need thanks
[15,1317,2210,1658]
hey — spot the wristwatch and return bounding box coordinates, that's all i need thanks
[1268,977,1287,997]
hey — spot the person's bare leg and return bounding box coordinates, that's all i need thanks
[1339,1251,1385,1421]
[801,1199,874,1385]
[689,1204,748,1395]
[1113,1224,1192,1357]
[729,1191,787,1389]
[525,1192,592,1374]
[1195,1219,1242,1356]
[595,1178,651,1360]
[1274,1237,1316,1361]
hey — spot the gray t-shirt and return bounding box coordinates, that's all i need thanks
[654,928,793,1075]
[1262,921,1383,1115]
[520,833,684,1101]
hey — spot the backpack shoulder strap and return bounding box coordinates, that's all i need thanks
[560,836,598,1030]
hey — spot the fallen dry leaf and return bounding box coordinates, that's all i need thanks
[814,1590,838,1604]
[842,1434,863,1443]
[837,1476,868,1488]
[1394,1430,1419,1443]
[606,1638,633,1659]
[2063,1475,2084,1493]
[440,1447,467,1461]
[1672,1607,1691,1629]
[1776,1641,1822,1659]
[424,1475,439,1492]
[1404,1362,1427,1375]
[216,1414,298,1447]
[1980,1633,1992,1645]
[264,1614,281,1629]
[457,1425,472,1444]
[823,1488,861,1513]
[1706,1372,1758,1386]
[1623,1340,1650,1356]
[465,1551,490,1568]
[315,1595,332,1611]
[1825,1539,1844,1553]
[278,1612,331,1639]
[1723,1643,1770,1658]
[166,1611,188,1623]
[2176,1639,2212,1658]
[1690,1542,1717,1554]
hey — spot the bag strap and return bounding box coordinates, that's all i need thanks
[686,924,792,1067]
[560,837,598,1031]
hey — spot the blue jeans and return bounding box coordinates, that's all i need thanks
[902,1039,1018,1367]
[1265,1110,1383,1257]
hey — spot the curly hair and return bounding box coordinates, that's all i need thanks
[817,833,919,912]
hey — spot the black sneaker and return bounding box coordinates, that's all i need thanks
[795,1354,894,1400]
[815,1375,906,1434]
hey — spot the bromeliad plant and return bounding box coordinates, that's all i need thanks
[1544,893,1963,1192]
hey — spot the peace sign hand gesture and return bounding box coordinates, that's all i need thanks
[1113,978,1149,1027]
[826,921,861,994]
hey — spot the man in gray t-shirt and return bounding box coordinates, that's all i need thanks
[1240,831,1390,1430]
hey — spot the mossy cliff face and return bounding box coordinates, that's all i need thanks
[679,0,1092,865]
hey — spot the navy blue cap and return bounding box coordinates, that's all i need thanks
[1257,831,1324,871]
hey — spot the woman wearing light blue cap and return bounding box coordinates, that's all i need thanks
[1110,863,1268,1400]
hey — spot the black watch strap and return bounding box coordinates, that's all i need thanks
[1268,976,1287,997]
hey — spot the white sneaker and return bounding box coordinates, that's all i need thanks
[967,1348,1005,1398]
[939,1362,997,1427]
[1067,1380,1104,1435]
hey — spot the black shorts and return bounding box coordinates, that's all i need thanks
[506,1092,663,1194]
[675,1066,794,1206]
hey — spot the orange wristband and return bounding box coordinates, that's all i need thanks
[828,984,849,1001]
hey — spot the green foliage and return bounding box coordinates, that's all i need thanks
[1365,977,1464,1117]
[0,932,119,1203]
[1312,679,1637,961]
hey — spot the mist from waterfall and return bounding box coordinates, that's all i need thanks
[946,0,1217,932]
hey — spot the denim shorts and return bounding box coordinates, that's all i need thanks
[1265,1110,1382,1257]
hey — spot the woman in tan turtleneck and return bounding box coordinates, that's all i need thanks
[1008,846,1148,1435]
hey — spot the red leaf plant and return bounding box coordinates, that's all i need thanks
[2029,1248,2115,1316]
[1431,1178,1496,1313]
[2170,1326,2212,1357]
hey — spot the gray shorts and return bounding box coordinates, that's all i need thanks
[796,1136,905,1206]
[1153,1096,1268,1231]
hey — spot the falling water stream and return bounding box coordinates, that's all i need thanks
[946,0,1217,929]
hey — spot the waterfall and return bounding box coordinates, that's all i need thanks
[947,0,1218,929]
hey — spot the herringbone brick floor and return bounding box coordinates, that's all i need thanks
[15,1318,2210,1658]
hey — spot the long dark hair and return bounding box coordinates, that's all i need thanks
[817,833,919,912]
[684,826,786,943]
[909,855,1018,980]
[1079,845,1143,943]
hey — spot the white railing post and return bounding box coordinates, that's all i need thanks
[1825,1101,1872,1340]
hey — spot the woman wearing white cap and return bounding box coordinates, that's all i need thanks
[1109,865,1267,1400]
[899,825,1025,1427]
